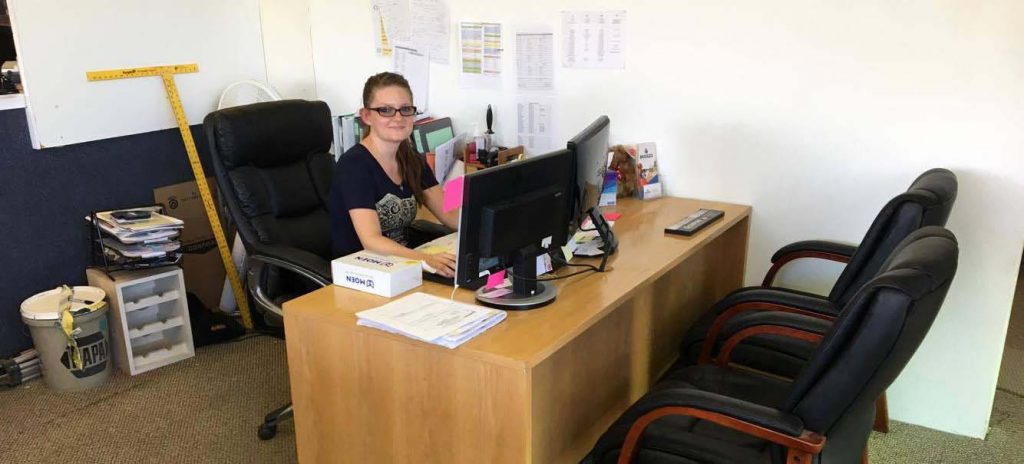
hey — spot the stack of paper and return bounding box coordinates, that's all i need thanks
[356,292,506,349]
[86,207,185,267]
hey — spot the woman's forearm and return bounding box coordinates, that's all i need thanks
[360,234,426,261]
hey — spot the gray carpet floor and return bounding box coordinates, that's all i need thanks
[3,329,1023,463]
[0,335,296,464]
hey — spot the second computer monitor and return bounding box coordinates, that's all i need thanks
[455,149,575,310]
[567,115,616,254]
[567,115,610,228]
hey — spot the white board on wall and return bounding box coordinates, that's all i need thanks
[8,0,268,148]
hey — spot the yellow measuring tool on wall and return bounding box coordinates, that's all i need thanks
[86,64,253,329]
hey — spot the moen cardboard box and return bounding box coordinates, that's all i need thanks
[332,251,422,297]
[154,179,228,312]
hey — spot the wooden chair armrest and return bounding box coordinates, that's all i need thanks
[716,325,825,367]
[699,302,835,365]
[762,251,853,287]
[617,406,825,464]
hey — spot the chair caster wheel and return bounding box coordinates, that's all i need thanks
[258,423,277,440]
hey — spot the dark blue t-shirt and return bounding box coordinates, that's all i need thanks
[328,144,438,258]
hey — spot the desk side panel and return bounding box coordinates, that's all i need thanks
[286,315,530,464]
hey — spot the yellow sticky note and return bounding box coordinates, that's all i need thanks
[561,245,573,262]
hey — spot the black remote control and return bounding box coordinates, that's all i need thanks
[664,209,725,236]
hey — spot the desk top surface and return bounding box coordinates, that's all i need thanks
[285,197,750,368]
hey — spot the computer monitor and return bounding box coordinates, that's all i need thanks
[455,149,575,310]
[567,115,617,254]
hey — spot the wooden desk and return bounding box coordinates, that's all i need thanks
[285,197,751,463]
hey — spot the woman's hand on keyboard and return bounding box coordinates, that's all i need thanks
[422,252,456,278]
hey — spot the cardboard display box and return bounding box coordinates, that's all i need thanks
[154,179,229,312]
[332,251,422,298]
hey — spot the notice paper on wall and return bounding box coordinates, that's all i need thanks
[460,22,503,89]
[516,96,555,154]
[393,43,430,113]
[562,10,627,69]
[410,0,451,64]
[372,0,412,56]
[516,29,554,92]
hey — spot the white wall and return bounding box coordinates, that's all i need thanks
[297,0,1024,437]
[8,0,267,148]
[259,0,317,99]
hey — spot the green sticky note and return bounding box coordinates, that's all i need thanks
[561,245,573,262]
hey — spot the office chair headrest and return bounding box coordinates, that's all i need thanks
[205,99,333,169]
[903,168,957,209]
[871,226,958,299]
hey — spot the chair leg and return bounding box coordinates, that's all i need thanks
[873,392,889,433]
[258,402,294,440]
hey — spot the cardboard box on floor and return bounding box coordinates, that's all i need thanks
[154,179,229,312]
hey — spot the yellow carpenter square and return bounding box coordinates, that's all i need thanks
[84,63,253,330]
[85,64,199,81]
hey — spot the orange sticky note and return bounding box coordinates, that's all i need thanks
[486,270,506,289]
[443,176,465,212]
[603,212,622,221]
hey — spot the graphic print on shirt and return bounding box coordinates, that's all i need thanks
[375,193,417,245]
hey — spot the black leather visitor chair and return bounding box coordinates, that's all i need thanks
[677,168,956,432]
[583,226,958,464]
[205,100,336,440]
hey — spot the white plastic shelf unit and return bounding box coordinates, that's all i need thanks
[86,266,194,375]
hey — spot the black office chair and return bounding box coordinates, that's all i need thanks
[205,99,450,439]
[679,168,956,374]
[583,226,958,464]
[205,100,335,440]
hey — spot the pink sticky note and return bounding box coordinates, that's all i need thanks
[443,176,465,212]
[482,287,513,298]
[486,270,506,289]
[603,212,622,221]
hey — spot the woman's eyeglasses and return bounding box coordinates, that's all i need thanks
[367,106,419,117]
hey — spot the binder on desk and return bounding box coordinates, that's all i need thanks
[338,114,366,154]
[411,117,454,155]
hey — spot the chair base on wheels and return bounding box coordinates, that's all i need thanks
[258,402,293,440]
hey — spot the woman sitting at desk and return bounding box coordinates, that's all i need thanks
[328,72,459,277]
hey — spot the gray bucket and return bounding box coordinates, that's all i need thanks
[20,286,112,391]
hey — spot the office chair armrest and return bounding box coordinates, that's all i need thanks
[249,244,332,286]
[616,388,824,464]
[716,324,825,367]
[763,240,858,287]
[410,219,453,237]
[698,288,837,364]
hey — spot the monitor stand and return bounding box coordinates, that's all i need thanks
[587,208,618,257]
[476,247,557,310]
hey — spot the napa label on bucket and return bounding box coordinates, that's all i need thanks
[61,330,108,378]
